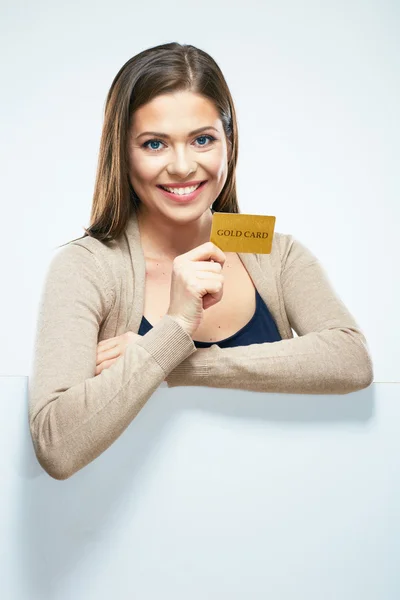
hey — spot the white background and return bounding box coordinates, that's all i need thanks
[0,0,398,598]
[1,378,399,599]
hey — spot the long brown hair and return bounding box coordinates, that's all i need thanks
[59,42,240,248]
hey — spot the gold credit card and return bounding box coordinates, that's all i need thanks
[210,212,276,254]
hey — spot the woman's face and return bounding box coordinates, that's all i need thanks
[127,90,231,220]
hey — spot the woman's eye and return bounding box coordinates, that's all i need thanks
[142,139,164,152]
[195,135,216,147]
[141,134,216,153]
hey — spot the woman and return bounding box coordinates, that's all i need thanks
[29,42,373,480]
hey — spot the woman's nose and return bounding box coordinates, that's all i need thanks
[166,147,196,177]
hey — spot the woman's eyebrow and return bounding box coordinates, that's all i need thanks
[135,126,219,140]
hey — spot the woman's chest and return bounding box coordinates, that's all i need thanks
[143,252,256,343]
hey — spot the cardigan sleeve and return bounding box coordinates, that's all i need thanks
[166,235,374,394]
[29,243,197,480]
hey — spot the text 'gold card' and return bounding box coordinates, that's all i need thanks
[210,212,276,254]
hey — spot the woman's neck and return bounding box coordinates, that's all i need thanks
[137,206,214,262]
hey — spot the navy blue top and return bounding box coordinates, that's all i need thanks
[138,287,282,348]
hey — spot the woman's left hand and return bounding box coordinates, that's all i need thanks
[95,331,142,376]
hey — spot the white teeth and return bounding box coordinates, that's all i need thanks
[162,183,201,195]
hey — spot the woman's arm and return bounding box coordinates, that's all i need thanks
[166,235,374,394]
[29,244,197,480]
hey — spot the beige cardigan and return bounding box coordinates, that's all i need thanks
[29,208,374,479]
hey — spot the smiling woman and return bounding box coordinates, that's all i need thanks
[58,42,239,247]
[126,87,234,252]
[29,42,373,480]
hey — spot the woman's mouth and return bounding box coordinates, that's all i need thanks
[156,180,208,203]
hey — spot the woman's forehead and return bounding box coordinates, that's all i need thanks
[131,92,221,131]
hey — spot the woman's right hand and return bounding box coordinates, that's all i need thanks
[167,241,227,337]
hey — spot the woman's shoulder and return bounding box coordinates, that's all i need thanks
[49,234,127,307]
[253,231,321,283]
[253,230,293,266]
[257,231,314,266]
[66,234,121,266]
